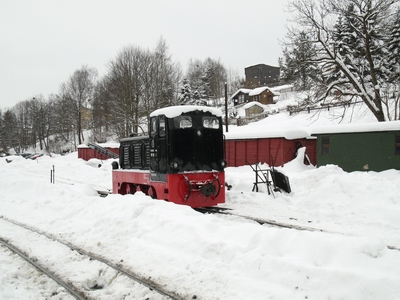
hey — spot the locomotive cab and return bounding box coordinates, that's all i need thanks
[149,107,225,177]
[113,105,226,208]
[148,106,226,207]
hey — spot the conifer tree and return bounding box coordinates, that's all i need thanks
[280,31,319,91]
[178,78,194,105]
[387,7,400,80]
[284,0,399,121]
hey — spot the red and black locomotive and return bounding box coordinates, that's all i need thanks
[112,106,226,208]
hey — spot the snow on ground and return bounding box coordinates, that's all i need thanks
[1,108,400,299]
[1,151,400,299]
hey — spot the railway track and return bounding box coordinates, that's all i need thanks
[0,240,78,300]
[195,207,400,252]
[96,193,400,252]
[196,207,326,231]
[0,216,184,300]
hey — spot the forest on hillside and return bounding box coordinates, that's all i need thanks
[0,38,243,155]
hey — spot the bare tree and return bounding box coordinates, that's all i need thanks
[91,77,113,142]
[0,110,4,152]
[285,0,400,121]
[52,93,77,149]
[59,66,98,145]
[227,67,244,98]
[105,46,147,138]
[13,101,31,152]
[141,37,181,120]
[97,39,182,138]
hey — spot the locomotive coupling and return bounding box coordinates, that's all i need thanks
[200,182,217,197]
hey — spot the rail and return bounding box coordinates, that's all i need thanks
[0,216,183,300]
[0,237,86,300]
[195,207,400,251]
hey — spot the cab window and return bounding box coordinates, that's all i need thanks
[174,116,192,129]
[150,117,157,136]
[159,115,166,137]
[203,117,219,129]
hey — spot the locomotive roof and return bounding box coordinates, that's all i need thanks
[150,105,222,118]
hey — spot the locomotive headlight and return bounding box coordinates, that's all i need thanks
[170,162,179,169]
[220,159,227,168]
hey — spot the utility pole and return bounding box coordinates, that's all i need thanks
[224,82,228,132]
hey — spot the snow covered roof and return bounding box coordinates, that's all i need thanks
[245,63,279,69]
[150,105,222,118]
[225,120,400,141]
[311,120,400,135]
[78,142,120,149]
[231,88,251,99]
[225,127,313,140]
[270,84,294,93]
[242,101,266,110]
[249,86,270,96]
[231,84,292,100]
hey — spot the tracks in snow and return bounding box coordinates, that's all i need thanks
[195,207,400,252]
[0,216,184,300]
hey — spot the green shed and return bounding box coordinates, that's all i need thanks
[312,121,400,172]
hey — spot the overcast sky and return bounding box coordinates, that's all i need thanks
[0,0,289,110]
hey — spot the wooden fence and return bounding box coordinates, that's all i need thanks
[287,100,364,115]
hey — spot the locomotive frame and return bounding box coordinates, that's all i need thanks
[112,106,226,208]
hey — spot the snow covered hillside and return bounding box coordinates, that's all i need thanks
[229,93,378,132]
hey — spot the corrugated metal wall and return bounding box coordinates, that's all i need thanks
[316,131,400,172]
[78,147,119,161]
[77,138,317,168]
[224,138,316,167]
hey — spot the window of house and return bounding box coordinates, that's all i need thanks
[396,134,400,155]
[321,136,330,155]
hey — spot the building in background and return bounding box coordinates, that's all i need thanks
[245,64,280,88]
[312,122,400,172]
